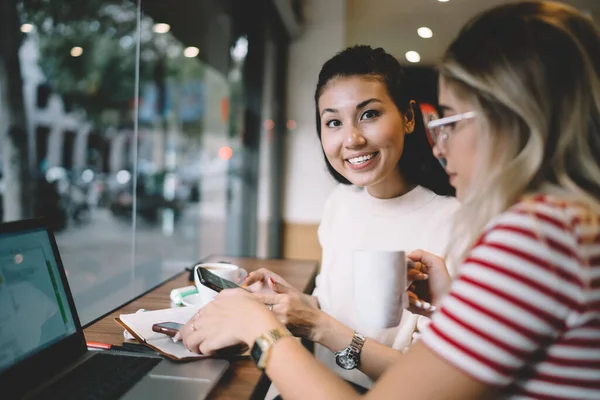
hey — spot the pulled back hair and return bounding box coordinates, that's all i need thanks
[440,0,600,264]
[314,45,454,197]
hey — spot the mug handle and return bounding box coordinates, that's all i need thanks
[237,268,248,284]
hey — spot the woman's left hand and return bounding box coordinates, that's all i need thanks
[176,288,283,355]
[406,259,436,315]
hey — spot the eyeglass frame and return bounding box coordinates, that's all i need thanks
[426,111,477,149]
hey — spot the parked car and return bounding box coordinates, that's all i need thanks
[109,171,185,224]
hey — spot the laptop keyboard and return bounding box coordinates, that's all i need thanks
[32,353,161,400]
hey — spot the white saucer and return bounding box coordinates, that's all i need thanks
[181,293,205,307]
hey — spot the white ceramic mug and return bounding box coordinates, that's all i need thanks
[193,262,248,305]
[353,250,407,329]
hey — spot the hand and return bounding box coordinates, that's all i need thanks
[406,259,435,315]
[175,288,282,355]
[243,268,292,295]
[407,250,452,309]
[245,268,319,309]
[252,275,322,340]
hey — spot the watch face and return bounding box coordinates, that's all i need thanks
[251,341,263,366]
[335,351,357,370]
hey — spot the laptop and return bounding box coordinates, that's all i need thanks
[0,219,229,399]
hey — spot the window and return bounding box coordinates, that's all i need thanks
[2,0,289,324]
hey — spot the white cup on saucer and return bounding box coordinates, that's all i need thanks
[353,250,407,329]
[193,262,248,306]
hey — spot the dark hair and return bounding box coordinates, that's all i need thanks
[314,45,454,196]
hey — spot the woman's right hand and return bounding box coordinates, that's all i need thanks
[407,250,452,308]
[243,268,290,294]
[243,268,322,340]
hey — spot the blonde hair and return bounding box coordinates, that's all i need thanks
[440,1,600,265]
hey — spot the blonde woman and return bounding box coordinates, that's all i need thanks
[179,1,600,398]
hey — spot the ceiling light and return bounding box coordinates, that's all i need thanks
[70,47,83,57]
[153,23,170,34]
[405,51,421,63]
[417,27,433,38]
[20,24,34,33]
[183,46,199,58]
[438,0,450,2]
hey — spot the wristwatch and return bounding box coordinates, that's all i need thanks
[335,331,366,370]
[250,327,291,370]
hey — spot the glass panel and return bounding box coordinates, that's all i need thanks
[1,0,285,324]
[256,13,290,258]
[1,0,141,324]
[132,0,253,294]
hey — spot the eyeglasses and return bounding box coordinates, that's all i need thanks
[426,111,477,149]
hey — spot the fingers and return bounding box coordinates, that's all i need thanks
[407,263,428,281]
[406,258,420,270]
[253,292,284,306]
[218,287,248,298]
[407,249,446,274]
[244,282,262,292]
[270,303,288,324]
[243,269,270,286]
[407,260,428,295]
[407,291,437,312]
[407,250,431,273]
[181,321,205,354]
[407,249,429,262]
[407,290,419,303]
[243,269,287,292]
[268,277,291,294]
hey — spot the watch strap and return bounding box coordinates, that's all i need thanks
[334,331,366,370]
[251,327,291,370]
[350,331,366,352]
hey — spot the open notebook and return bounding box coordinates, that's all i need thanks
[115,306,206,361]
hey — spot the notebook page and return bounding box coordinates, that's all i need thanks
[119,306,199,341]
[146,335,206,360]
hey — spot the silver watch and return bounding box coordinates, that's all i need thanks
[335,331,366,370]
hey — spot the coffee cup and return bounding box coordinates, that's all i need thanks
[353,250,407,329]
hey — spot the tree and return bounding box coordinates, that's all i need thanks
[20,0,199,128]
[22,0,145,127]
[0,0,208,221]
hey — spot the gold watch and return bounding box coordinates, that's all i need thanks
[250,327,291,370]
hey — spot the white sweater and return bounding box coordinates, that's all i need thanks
[313,184,460,389]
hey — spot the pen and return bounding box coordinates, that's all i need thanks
[87,341,113,350]
[87,341,162,357]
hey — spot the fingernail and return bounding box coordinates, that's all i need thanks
[269,277,275,284]
[173,332,181,341]
[420,273,429,280]
[414,300,423,308]
[420,301,436,311]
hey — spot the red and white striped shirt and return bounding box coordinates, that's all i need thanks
[422,196,600,399]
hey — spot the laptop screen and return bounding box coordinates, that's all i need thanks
[0,227,77,374]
